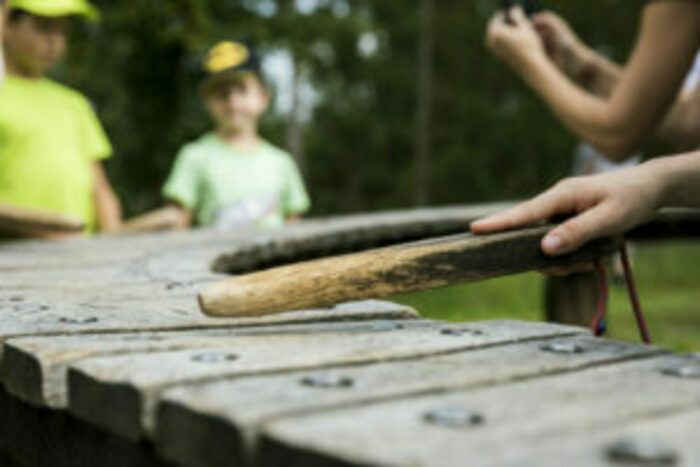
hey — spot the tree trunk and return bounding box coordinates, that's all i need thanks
[414,0,434,206]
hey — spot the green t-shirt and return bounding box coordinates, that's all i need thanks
[163,133,311,230]
[0,76,112,231]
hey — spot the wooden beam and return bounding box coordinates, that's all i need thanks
[199,225,621,318]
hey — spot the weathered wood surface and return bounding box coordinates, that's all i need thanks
[2,311,419,408]
[154,334,660,467]
[200,226,620,317]
[66,320,583,441]
[1,204,699,467]
[259,355,700,467]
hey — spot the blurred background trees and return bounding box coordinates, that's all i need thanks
[59,0,647,218]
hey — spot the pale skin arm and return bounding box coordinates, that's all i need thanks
[166,202,192,229]
[92,162,123,232]
[487,3,700,160]
[533,10,700,152]
[532,11,621,97]
[471,151,700,256]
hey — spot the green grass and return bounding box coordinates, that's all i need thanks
[393,242,700,353]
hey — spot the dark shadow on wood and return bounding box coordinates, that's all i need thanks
[0,384,171,467]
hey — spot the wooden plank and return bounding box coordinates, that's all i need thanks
[154,335,659,467]
[258,355,700,467]
[486,408,700,466]
[64,320,585,441]
[0,299,418,364]
[200,226,621,318]
[3,315,425,408]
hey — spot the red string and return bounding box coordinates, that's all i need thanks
[619,243,652,344]
[589,243,652,344]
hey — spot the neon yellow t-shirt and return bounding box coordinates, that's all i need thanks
[0,76,112,230]
[163,134,311,230]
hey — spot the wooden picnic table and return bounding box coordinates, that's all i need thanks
[0,204,698,467]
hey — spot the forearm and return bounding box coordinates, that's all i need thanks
[650,151,700,208]
[522,54,627,157]
[574,45,622,97]
[95,187,123,232]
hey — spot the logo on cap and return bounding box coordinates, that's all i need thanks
[204,41,250,74]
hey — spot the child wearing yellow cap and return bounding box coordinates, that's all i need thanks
[163,41,310,230]
[0,0,122,236]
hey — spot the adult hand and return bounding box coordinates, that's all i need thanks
[486,6,547,74]
[471,164,665,255]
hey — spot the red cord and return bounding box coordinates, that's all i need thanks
[619,243,652,344]
[590,259,609,336]
[589,243,652,344]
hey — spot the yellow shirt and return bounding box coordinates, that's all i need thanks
[0,76,112,230]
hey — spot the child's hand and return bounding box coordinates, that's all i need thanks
[486,6,547,74]
[531,11,587,70]
[471,165,665,256]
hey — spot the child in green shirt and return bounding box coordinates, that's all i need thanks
[0,0,122,236]
[163,41,310,230]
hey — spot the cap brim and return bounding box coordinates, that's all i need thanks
[13,4,100,22]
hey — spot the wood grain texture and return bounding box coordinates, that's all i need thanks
[259,355,700,467]
[200,226,621,317]
[3,314,422,408]
[154,335,658,467]
[65,320,584,441]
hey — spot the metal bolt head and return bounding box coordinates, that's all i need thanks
[661,365,700,379]
[606,437,678,465]
[58,316,98,325]
[300,374,354,389]
[423,405,484,429]
[13,303,49,313]
[440,327,483,337]
[540,341,585,354]
[371,321,404,332]
[190,352,239,364]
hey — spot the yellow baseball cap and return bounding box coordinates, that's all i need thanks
[8,0,99,22]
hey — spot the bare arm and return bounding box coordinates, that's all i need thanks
[166,202,192,229]
[472,151,700,255]
[488,3,700,160]
[92,162,123,232]
[532,11,622,97]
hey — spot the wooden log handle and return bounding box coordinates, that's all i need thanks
[199,225,621,318]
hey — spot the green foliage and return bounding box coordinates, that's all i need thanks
[58,0,645,216]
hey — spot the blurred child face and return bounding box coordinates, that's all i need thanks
[3,13,68,77]
[204,73,270,134]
